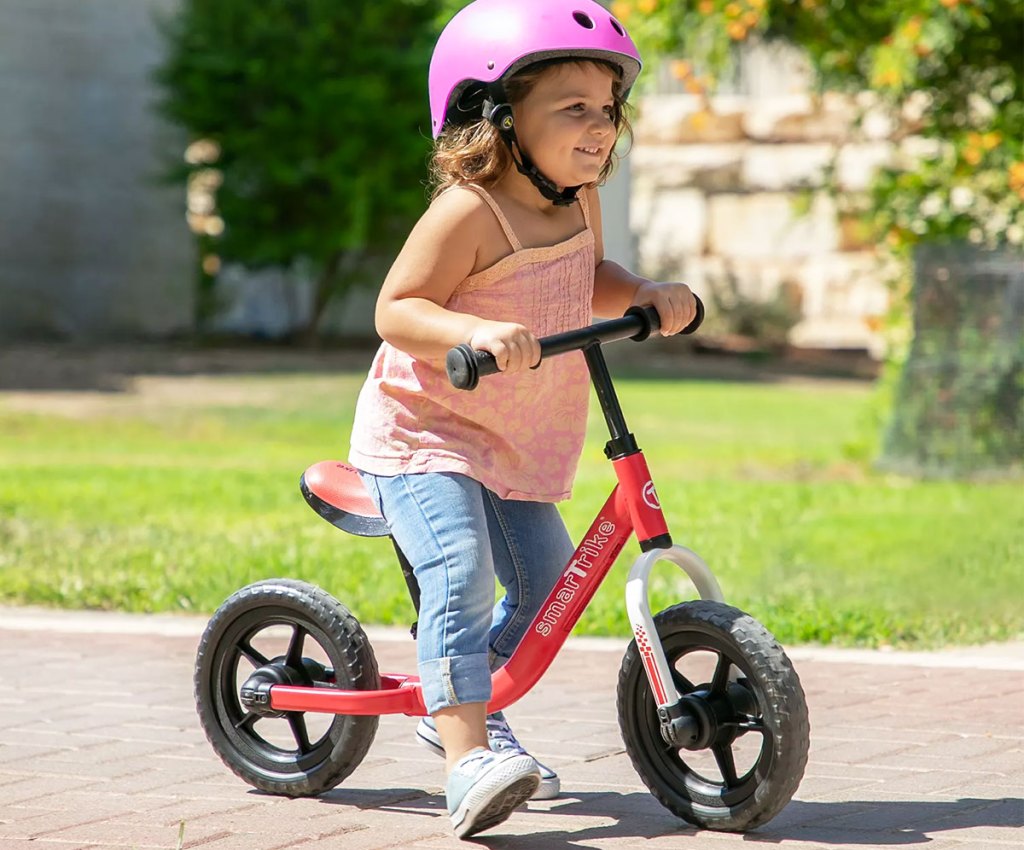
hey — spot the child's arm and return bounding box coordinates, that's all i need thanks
[587,187,696,335]
[375,190,541,372]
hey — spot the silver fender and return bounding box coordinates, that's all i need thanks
[624,545,725,708]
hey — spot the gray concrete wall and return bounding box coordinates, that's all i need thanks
[0,0,194,341]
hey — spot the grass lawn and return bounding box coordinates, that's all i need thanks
[1,363,1020,648]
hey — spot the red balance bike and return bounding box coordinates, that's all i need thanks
[194,301,810,832]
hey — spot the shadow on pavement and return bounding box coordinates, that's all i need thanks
[309,788,1023,848]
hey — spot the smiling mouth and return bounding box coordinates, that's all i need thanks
[575,146,603,156]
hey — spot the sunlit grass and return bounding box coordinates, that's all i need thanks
[1,371,1020,648]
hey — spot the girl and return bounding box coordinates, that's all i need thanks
[349,0,696,838]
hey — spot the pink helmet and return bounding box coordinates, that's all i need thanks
[428,0,642,138]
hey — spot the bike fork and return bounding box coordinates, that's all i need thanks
[625,544,726,747]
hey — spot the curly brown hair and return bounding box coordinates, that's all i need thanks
[429,58,634,199]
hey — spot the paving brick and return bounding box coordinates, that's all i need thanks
[3,609,1022,850]
[0,774,109,806]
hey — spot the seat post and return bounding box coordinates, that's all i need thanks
[583,342,638,459]
[391,539,421,639]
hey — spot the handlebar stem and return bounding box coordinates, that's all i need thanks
[582,342,638,460]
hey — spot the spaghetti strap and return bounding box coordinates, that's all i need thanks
[578,188,591,229]
[459,184,523,252]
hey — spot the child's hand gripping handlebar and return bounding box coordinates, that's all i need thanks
[446,297,705,390]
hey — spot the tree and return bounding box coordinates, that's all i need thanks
[616,0,1023,474]
[155,0,440,339]
[616,0,1022,248]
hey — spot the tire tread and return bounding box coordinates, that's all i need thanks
[195,579,380,797]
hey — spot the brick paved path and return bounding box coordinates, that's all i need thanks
[1,608,1021,850]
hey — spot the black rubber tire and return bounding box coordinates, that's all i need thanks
[195,578,380,797]
[617,600,809,831]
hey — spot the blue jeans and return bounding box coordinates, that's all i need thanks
[359,471,574,715]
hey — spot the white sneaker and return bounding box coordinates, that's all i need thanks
[416,711,561,800]
[446,748,540,839]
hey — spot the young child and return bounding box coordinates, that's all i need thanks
[349,0,696,838]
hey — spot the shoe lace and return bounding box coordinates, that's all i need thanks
[453,747,493,775]
[486,715,526,755]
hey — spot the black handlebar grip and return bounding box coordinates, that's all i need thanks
[626,294,705,341]
[446,343,500,391]
[682,293,705,335]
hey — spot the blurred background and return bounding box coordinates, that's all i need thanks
[0,0,1021,648]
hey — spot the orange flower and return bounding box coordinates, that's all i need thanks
[749,0,766,8]
[963,147,982,166]
[671,59,693,80]
[1009,162,1024,193]
[982,132,1002,150]
[875,69,901,87]
[698,0,715,14]
[611,1,633,22]
[688,110,712,131]
[743,10,760,27]
[903,17,922,38]
[725,2,742,17]
[637,0,658,12]
[727,21,748,39]
[685,77,706,95]
[939,0,958,6]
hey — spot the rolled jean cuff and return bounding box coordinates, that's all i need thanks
[420,652,492,715]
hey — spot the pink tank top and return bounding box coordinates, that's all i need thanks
[349,184,595,502]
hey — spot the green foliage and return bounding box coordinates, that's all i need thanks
[154,0,441,333]
[616,0,1024,249]
[618,0,1024,476]
[2,373,1021,647]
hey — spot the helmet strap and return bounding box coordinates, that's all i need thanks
[483,85,581,207]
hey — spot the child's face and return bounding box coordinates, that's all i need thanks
[512,62,618,191]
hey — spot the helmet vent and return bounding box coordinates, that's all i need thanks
[610,18,625,36]
[572,11,595,29]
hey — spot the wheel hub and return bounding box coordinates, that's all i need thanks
[678,692,719,750]
[669,679,758,751]
[239,661,303,717]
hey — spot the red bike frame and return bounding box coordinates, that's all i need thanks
[269,451,671,717]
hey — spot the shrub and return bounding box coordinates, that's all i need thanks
[155,0,440,337]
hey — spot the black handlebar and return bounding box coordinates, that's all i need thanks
[446,295,704,391]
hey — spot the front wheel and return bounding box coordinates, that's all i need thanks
[617,600,809,831]
[195,578,380,797]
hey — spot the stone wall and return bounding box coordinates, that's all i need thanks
[631,44,894,355]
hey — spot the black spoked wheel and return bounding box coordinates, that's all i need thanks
[195,578,379,797]
[617,600,809,831]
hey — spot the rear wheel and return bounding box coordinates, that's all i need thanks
[617,600,809,831]
[195,579,379,796]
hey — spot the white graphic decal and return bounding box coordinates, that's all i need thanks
[642,480,660,510]
[535,521,616,635]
